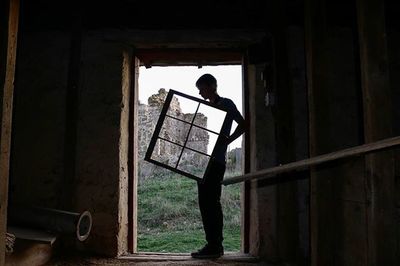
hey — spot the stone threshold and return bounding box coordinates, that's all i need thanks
[119,252,260,262]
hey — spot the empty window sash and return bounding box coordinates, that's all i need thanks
[145,89,229,181]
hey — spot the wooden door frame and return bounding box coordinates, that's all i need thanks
[1,0,19,264]
[127,48,249,254]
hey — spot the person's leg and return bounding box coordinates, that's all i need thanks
[198,181,211,241]
[192,162,225,258]
[203,180,223,246]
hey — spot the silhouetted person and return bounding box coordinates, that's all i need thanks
[191,73,245,259]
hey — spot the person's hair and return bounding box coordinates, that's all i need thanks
[196,74,217,90]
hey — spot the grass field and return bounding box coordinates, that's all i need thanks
[137,171,241,253]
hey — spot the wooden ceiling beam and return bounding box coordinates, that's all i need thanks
[135,48,243,66]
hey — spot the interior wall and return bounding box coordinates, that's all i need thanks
[387,27,400,258]
[8,0,273,259]
[356,0,397,262]
[74,34,130,256]
[10,28,269,258]
[311,27,365,266]
[248,26,309,264]
[305,1,371,260]
[248,62,278,259]
[6,0,399,263]
[10,31,70,207]
[388,31,400,135]
[10,30,131,256]
[287,26,309,262]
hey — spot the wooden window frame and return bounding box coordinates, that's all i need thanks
[144,89,230,182]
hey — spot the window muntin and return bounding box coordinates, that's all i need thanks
[145,89,229,181]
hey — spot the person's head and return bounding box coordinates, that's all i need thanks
[196,74,218,100]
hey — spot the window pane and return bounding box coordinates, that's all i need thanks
[150,138,182,168]
[167,95,199,122]
[186,127,218,156]
[177,148,210,179]
[159,116,191,145]
[195,104,227,133]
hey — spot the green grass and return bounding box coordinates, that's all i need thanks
[137,172,241,253]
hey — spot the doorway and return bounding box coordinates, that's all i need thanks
[131,62,245,253]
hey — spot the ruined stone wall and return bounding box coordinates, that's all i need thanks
[226,147,242,174]
[138,89,209,180]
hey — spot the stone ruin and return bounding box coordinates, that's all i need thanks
[138,89,209,180]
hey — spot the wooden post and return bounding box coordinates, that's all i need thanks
[0,0,19,264]
[241,51,251,254]
[305,1,345,265]
[128,56,139,253]
[356,0,398,264]
[271,0,298,262]
[246,60,279,259]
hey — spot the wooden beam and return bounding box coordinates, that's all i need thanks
[7,226,57,245]
[241,51,251,254]
[135,48,242,67]
[119,252,259,262]
[100,29,266,49]
[128,55,139,253]
[356,0,398,264]
[0,0,19,265]
[222,136,400,185]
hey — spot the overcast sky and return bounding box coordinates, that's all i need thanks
[138,65,243,150]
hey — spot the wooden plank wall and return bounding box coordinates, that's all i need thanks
[305,0,367,265]
[306,0,399,265]
[0,0,19,265]
[271,0,299,263]
[356,0,398,264]
[305,1,335,264]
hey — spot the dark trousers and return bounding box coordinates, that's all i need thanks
[198,160,226,246]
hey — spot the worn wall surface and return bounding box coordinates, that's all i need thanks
[387,28,400,258]
[248,63,278,260]
[287,26,309,262]
[10,31,69,207]
[248,27,310,264]
[388,30,400,135]
[11,30,131,256]
[5,1,400,263]
[74,35,129,256]
[307,26,368,265]
[8,27,356,263]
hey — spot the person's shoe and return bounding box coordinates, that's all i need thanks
[191,244,224,259]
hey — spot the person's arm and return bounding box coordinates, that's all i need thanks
[217,98,246,146]
[226,114,245,145]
